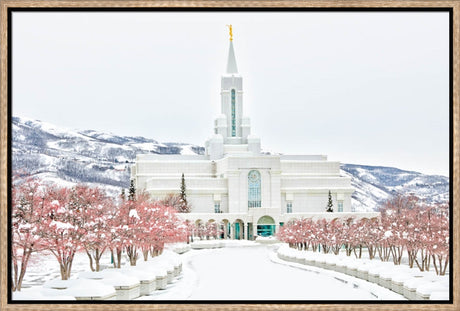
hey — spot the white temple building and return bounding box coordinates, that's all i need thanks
[132,28,378,239]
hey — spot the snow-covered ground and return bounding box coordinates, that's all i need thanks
[276,244,449,301]
[14,241,447,301]
[138,242,403,301]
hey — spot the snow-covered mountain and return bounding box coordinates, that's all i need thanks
[12,116,449,211]
[12,116,204,196]
[341,164,449,212]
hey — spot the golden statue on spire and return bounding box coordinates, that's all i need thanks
[226,24,233,41]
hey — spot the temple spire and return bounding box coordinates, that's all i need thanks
[226,25,238,74]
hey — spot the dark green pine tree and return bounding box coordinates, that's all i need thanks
[326,190,334,212]
[128,179,136,201]
[121,188,126,201]
[179,173,190,213]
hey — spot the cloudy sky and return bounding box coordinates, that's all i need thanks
[12,11,449,176]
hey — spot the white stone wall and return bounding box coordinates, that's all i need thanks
[219,194,229,213]
[188,194,214,213]
[227,171,240,213]
[269,170,282,210]
[293,193,327,213]
[280,160,341,175]
[280,177,352,188]
[280,195,287,214]
[343,195,352,212]
[237,170,248,213]
[135,154,355,216]
[146,177,227,192]
[136,161,212,177]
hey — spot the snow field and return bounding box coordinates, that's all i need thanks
[190,240,224,249]
[13,248,186,301]
[13,241,449,301]
[141,242,405,300]
[277,244,449,300]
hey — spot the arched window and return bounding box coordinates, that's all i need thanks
[248,170,261,208]
[231,89,236,137]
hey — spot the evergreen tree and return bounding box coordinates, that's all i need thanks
[128,179,136,201]
[326,190,334,212]
[178,173,190,213]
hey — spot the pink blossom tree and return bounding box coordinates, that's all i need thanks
[317,219,332,254]
[427,203,449,275]
[11,177,46,291]
[341,218,356,256]
[276,195,450,275]
[37,185,85,280]
[74,185,113,272]
[277,221,296,248]
[142,202,187,259]
[118,189,188,265]
[122,196,144,266]
[184,219,195,243]
[107,191,130,268]
[161,193,183,212]
[362,218,379,260]
[379,195,419,264]
[328,219,346,255]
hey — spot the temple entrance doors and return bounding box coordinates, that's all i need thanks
[247,223,253,240]
[233,219,244,240]
[234,223,240,240]
[256,216,276,237]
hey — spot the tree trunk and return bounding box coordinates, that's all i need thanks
[345,243,354,256]
[116,248,122,268]
[442,255,449,275]
[368,245,376,260]
[353,245,362,259]
[15,248,32,292]
[390,245,403,265]
[432,254,439,275]
[126,245,138,266]
[377,245,391,262]
[86,250,95,272]
[312,244,318,252]
[407,249,417,268]
[432,254,449,276]
[111,249,116,268]
[95,248,101,272]
[60,265,68,280]
[12,258,18,292]
[427,254,431,271]
[415,249,429,271]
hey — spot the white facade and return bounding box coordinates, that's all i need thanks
[132,36,378,239]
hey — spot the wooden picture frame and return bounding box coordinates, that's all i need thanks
[1,1,458,310]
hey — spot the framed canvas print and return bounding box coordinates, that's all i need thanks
[0,1,458,311]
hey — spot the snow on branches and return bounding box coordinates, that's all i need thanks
[11,177,46,291]
[11,177,189,289]
[277,195,449,275]
[113,190,187,266]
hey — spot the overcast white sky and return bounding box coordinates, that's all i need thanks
[12,11,449,176]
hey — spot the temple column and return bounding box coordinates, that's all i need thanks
[230,223,234,240]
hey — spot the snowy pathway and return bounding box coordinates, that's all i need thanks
[140,244,401,301]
